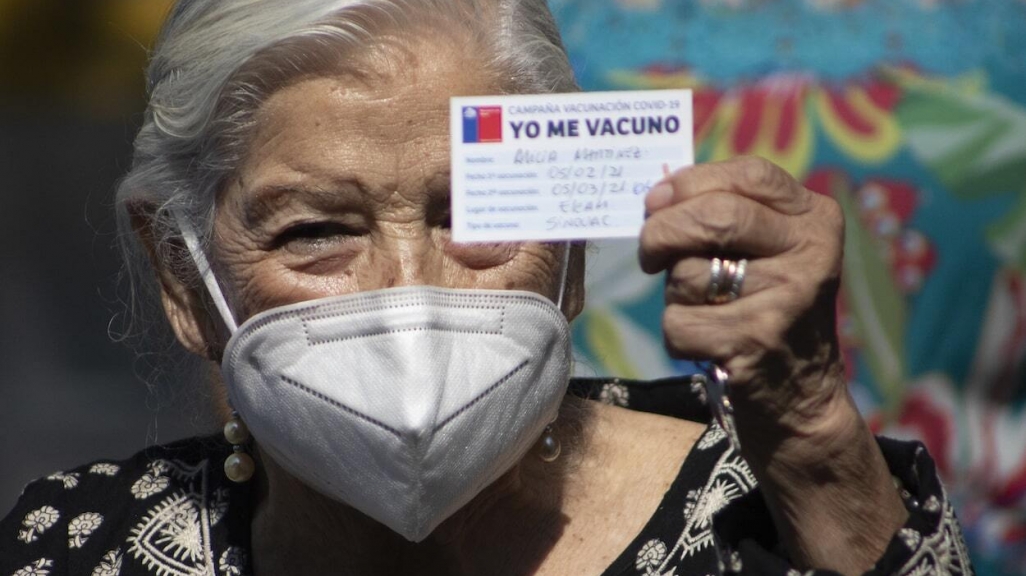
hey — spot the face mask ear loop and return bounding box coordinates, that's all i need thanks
[171,208,239,334]
[556,241,572,314]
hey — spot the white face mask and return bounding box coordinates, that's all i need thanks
[174,212,573,542]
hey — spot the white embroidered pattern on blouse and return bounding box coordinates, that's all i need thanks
[635,539,668,572]
[127,458,225,576]
[635,424,758,576]
[681,478,740,532]
[599,381,630,407]
[91,550,123,576]
[11,558,53,576]
[90,463,121,477]
[696,426,725,451]
[130,475,170,501]
[895,496,973,575]
[46,472,80,490]
[69,512,105,549]
[17,506,60,544]
[218,547,248,576]
[672,448,756,560]
[208,489,230,526]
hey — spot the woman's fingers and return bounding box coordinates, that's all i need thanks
[640,156,847,395]
[639,191,796,274]
[645,156,814,217]
[640,156,847,378]
[660,299,777,361]
[664,256,785,305]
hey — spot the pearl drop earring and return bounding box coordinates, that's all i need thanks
[223,411,255,482]
[537,424,561,463]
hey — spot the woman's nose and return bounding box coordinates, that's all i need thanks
[373,234,442,289]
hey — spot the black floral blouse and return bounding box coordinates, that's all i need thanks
[0,377,973,575]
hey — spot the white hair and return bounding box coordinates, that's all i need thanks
[113,0,577,342]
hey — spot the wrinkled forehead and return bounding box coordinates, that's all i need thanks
[214,24,505,200]
[224,14,505,144]
[260,32,499,106]
[222,39,503,214]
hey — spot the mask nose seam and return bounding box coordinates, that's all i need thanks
[279,376,404,440]
[432,359,529,432]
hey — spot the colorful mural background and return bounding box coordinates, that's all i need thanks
[552,1,1026,574]
[1,0,1023,571]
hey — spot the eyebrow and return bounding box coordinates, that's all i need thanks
[242,171,453,227]
[424,171,452,197]
[242,181,366,228]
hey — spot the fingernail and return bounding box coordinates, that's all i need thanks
[645,182,674,212]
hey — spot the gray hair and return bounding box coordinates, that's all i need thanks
[114,0,577,343]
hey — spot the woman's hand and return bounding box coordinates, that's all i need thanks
[640,157,907,574]
[641,156,846,434]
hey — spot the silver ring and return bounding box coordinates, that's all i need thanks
[728,259,748,302]
[708,258,746,304]
[706,257,725,303]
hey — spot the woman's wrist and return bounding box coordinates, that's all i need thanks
[731,378,909,573]
[730,361,856,470]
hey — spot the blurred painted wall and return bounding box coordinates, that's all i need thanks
[0,0,209,516]
[553,1,1026,574]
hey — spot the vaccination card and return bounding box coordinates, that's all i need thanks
[450,89,693,243]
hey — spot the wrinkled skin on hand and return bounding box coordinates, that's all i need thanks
[641,156,848,439]
[640,157,905,574]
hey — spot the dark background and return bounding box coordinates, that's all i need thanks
[0,0,208,515]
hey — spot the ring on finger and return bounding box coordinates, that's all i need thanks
[728,259,747,302]
[706,257,725,303]
[707,258,748,304]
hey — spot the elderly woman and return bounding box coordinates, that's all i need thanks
[1,1,970,575]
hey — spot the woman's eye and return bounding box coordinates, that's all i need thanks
[428,201,452,230]
[272,222,360,249]
[437,209,452,230]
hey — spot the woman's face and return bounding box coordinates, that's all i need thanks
[208,47,574,324]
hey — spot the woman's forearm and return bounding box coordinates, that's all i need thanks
[736,387,908,575]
